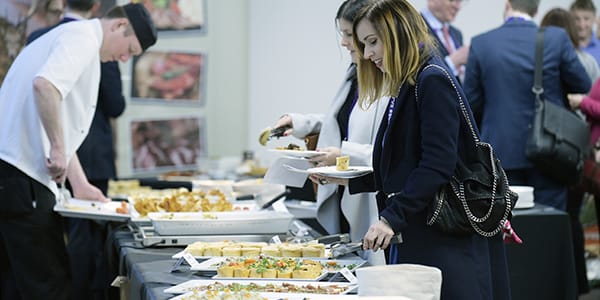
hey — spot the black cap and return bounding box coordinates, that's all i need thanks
[122,3,157,51]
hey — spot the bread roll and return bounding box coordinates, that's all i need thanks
[261,245,280,257]
[234,268,250,278]
[336,156,349,171]
[280,245,302,257]
[222,246,241,257]
[217,265,234,277]
[241,247,261,257]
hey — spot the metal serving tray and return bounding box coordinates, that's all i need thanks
[130,223,277,247]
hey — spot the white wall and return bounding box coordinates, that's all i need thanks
[247,0,349,165]
[114,0,600,176]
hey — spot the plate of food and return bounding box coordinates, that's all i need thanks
[190,256,365,274]
[164,279,358,295]
[207,256,328,281]
[170,291,359,300]
[53,198,130,222]
[174,241,328,259]
[306,166,373,179]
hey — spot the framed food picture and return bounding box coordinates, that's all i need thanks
[131,50,206,105]
[130,116,205,173]
[132,0,206,33]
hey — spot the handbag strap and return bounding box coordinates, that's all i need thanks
[533,28,545,100]
[415,64,480,145]
[416,64,512,237]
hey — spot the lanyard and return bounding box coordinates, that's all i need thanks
[382,97,396,148]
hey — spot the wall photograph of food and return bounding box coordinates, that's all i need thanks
[132,50,205,104]
[130,116,204,173]
[133,0,205,32]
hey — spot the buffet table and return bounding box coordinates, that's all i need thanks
[110,204,576,300]
[506,204,577,300]
[112,229,203,300]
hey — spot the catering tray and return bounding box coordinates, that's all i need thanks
[190,256,366,273]
[211,272,328,282]
[148,211,294,236]
[130,223,277,247]
[53,198,130,222]
[129,201,257,225]
[164,279,358,295]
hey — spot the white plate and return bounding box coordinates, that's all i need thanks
[188,256,364,273]
[170,291,359,300]
[211,271,328,282]
[306,166,373,179]
[172,248,332,260]
[53,198,130,222]
[164,279,358,295]
[268,149,323,158]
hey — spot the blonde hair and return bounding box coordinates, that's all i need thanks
[352,0,436,108]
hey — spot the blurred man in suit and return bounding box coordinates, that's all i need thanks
[27,0,127,299]
[421,0,469,81]
[571,0,600,65]
[464,0,590,211]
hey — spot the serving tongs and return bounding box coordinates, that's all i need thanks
[258,125,291,146]
[57,182,72,205]
[315,233,351,246]
[330,234,403,258]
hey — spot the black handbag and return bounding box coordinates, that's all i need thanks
[418,64,517,237]
[525,28,590,185]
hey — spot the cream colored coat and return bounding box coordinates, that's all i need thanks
[288,66,388,265]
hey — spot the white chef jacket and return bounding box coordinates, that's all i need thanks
[0,19,102,198]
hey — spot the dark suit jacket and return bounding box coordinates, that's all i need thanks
[423,15,463,79]
[464,19,591,170]
[27,18,126,182]
[351,57,511,299]
[424,19,463,59]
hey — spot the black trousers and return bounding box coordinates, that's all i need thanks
[0,160,71,300]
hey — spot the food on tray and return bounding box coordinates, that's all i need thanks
[115,201,129,214]
[182,281,353,295]
[275,143,304,151]
[181,290,266,300]
[301,244,325,258]
[130,188,233,217]
[108,179,149,197]
[260,245,280,257]
[216,256,323,279]
[279,244,302,257]
[183,241,326,258]
[336,155,350,171]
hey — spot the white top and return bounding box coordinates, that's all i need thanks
[0,19,102,197]
[288,66,388,266]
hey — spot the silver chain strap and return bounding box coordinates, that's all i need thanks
[417,64,512,237]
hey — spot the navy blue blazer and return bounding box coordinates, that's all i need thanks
[464,20,591,170]
[27,18,126,182]
[350,56,511,299]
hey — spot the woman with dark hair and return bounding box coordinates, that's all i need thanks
[269,0,387,265]
[542,7,600,81]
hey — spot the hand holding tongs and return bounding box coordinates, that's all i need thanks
[258,125,291,146]
[57,182,72,205]
[330,234,403,258]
